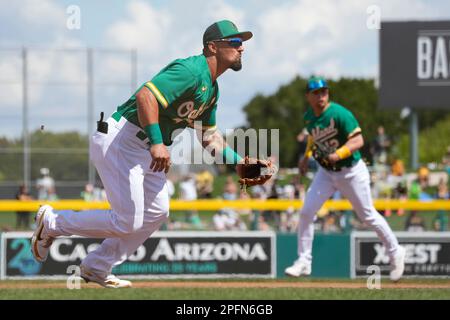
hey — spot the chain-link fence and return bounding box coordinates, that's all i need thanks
[0,47,137,199]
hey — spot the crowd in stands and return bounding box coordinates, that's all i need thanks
[13,167,107,230]
[162,126,449,233]
[11,128,450,232]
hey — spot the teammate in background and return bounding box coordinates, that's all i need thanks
[285,77,405,281]
[31,20,253,288]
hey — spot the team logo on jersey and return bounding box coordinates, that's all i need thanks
[174,97,216,125]
[311,118,339,150]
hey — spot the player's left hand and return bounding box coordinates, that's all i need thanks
[327,153,340,164]
[236,156,277,189]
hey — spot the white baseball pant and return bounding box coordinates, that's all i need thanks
[297,160,399,263]
[44,116,169,278]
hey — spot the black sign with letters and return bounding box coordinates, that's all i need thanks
[352,232,450,277]
[379,21,450,109]
[1,231,275,279]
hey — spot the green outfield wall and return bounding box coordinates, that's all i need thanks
[276,232,351,278]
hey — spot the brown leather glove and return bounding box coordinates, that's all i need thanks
[236,156,276,189]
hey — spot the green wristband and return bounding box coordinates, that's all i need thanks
[144,123,163,145]
[222,146,243,164]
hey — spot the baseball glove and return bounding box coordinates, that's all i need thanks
[311,143,338,171]
[236,156,276,189]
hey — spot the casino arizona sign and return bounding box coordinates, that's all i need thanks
[150,238,268,262]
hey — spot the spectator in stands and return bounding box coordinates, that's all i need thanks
[36,167,55,201]
[264,178,282,228]
[437,178,449,200]
[222,207,248,231]
[282,180,296,200]
[434,177,450,231]
[222,176,238,200]
[249,183,268,230]
[371,126,391,166]
[195,169,214,199]
[217,176,244,230]
[165,217,183,231]
[384,159,406,216]
[418,165,430,189]
[166,178,175,199]
[212,210,228,231]
[442,145,450,174]
[47,186,59,201]
[279,208,298,233]
[250,184,268,199]
[370,171,380,198]
[322,212,340,233]
[179,174,197,200]
[391,158,405,177]
[279,176,298,232]
[392,182,408,216]
[81,183,95,202]
[432,213,449,232]
[371,170,393,217]
[179,174,198,222]
[187,212,204,230]
[256,214,271,231]
[15,185,33,230]
[296,182,306,201]
[93,182,108,201]
[237,189,252,224]
[409,180,421,200]
[405,212,426,232]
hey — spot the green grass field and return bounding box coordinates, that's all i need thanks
[0,279,449,300]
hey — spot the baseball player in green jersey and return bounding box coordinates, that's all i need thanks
[31,20,252,288]
[285,77,406,281]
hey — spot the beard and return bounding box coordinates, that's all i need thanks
[230,58,242,71]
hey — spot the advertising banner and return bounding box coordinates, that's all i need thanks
[351,231,450,278]
[1,231,276,279]
[379,21,450,109]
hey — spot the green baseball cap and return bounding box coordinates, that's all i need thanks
[203,20,253,46]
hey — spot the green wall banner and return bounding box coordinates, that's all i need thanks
[277,232,351,278]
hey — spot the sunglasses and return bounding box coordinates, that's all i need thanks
[310,88,329,95]
[211,37,243,48]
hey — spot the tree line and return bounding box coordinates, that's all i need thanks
[1,76,449,183]
[242,76,448,167]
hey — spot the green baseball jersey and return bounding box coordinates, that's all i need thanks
[116,54,219,146]
[304,102,362,170]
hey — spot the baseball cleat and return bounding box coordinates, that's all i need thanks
[31,205,55,262]
[284,258,312,277]
[80,265,132,288]
[390,245,406,282]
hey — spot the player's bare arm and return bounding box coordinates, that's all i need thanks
[195,126,240,163]
[196,127,224,154]
[328,133,364,164]
[136,87,171,173]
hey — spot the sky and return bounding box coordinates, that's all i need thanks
[1,0,450,138]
